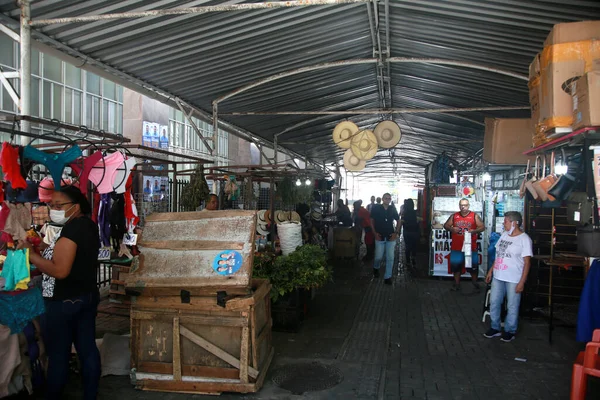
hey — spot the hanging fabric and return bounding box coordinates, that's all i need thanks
[40,223,62,246]
[109,193,126,250]
[0,143,27,190]
[113,156,136,194]
[69,151,104,194]
[87,152,125,194]
[98,194,111,247]
[23,145,82,189]
[3,203,32,242]
[0,287,45,334]
[0,249,30,291]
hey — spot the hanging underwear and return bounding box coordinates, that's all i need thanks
[0,248,30,291]
[0,143,27,190]
[124,175,139,229]
[113,157,136,194]
[32,205,50,226]
[98,194,111,247]
[69,151,104,194]
[23,145,82,189]
[3,203,32,242]
[87,152,125,194]
[41,223,62,246]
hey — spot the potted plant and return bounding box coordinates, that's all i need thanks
[253,244,332,331]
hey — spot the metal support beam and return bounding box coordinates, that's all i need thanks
[220,105,529,116]
[175,98,213,155]
[0,70,20,108]
[19,0,31,141]
[29,0,371,26]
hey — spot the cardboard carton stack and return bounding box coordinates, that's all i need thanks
[483,118,532,165]
[529,21,600,147]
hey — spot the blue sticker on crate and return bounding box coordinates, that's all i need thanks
[213,250,243,275]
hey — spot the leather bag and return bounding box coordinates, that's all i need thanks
[576,224,600,257]
[566,192,593,225]
[525,156,541,200]
[547,149,576,201]
[533,154,557,201]
[519,159,530,199]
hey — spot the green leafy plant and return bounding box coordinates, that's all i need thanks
[253,245,332,301]
[180,164,209,211]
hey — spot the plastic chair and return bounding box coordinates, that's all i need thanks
[571,329,600,400]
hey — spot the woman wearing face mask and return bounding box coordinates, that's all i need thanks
[483,211,533,343]
[18,185,101,399]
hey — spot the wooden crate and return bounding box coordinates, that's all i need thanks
[130,279,273,394]
[126,210,274,394]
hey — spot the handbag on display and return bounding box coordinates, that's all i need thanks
[576,224,600,257]
[548,149,576,201]
[525,156,541,200]
[519,159,530,199]
[533,154,557,201]
[566,192,593,225]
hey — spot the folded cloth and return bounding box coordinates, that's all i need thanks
[0,287,45,334]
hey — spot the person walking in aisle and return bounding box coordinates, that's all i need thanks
[483,212,532,342]
[400,199,420,266]
[370,193,400,285]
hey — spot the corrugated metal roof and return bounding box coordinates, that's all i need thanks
[1,0,599,181]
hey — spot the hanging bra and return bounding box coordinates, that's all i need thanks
[0,143,27,190]
[69,151,104,194]
[113,157,136,194]
[23,145,82,189]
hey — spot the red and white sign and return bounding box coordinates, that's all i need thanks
[431,229,485,277]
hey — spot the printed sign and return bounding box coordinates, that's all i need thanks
[431,229,485,277]
[213,250,243,276]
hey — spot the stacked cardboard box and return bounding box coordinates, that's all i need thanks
[572,70,600,130]
[529,20,600,146]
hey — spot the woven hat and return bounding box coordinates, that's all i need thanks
[332,121,359,149]
[350,130,378,160]
[275,210,288,224]
[256,223,269,236]
[343,148,366,171]
[374,120,401,148]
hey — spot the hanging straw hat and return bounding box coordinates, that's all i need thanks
[332,121,359,149]
[275,210,288,224]
[350,130,378,160]
[257,209,267,223]
[374,120,401,148]
[256,223,269,236]
[343,148,366,171]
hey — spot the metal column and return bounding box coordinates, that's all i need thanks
[19,0,31,142]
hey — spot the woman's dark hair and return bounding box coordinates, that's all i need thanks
[60,185,92,215]
[403,199,416,219]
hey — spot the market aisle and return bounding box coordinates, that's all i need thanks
[384,251,594,400]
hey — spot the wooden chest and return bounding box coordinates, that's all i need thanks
[125,210,273,394]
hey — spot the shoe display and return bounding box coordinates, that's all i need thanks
[483,328,502,338]
[500,332,515,342]
[373,268,380,278]
[384,278,392,285]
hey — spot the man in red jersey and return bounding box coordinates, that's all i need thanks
[443,198,485,292]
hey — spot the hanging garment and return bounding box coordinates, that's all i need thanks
[40,223,62,246]
[98,194,111,247]
[86,151,125,194]
[0,201,10,231]
[69,151,104,194]
[0,324,21,398]
[3,203,32,241]
[113,156,136,194]
[0,287,45,334]
[109,193,126,250]
[4,180,39,203]
[31,205,49,226]
[124,175,139,229]
[0,143,27,190]
[0,181,4,203]
[23,145,82,189]
[91,191,101,224]
[0,249,31,291]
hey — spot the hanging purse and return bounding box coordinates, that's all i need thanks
[567,192,593,225]
[525,156,541,200]
[548,148,576,201]
[576,224,600,257]
[519,159,530,199]
[533,155,556,201]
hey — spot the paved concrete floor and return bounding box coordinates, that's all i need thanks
[25,241,600,399]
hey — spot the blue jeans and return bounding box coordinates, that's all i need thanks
[41,291,101,400]
[490,278,521,334]
[374,238,397,279]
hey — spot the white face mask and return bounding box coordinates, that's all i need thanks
[50,204,75,225]
[507,221,516,235]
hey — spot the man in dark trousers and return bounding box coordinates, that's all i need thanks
[443,198,485,292]
[370,193,400,285]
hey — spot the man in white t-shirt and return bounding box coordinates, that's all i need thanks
[483,211,533,342]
